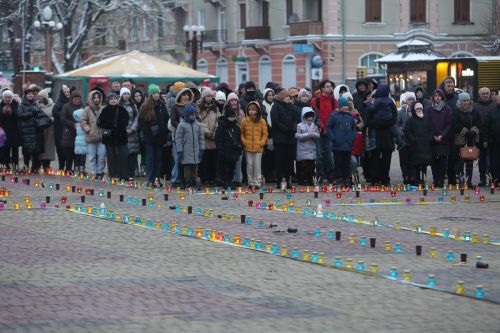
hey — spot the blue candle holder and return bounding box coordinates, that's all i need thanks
[223,234,231,242]
[146,219,153,228]
[394,243,401,253]
[292,248,300,259]
[243,238,251,247]
[328,231,335,240]
[245,216,252,225]
[286,194,292,199]
[312,252,319,263]
[360,236,367,247]
[255,240,262,250]
[438,196,444,203]
[334,257,342,267]
[447,251,455,262]
[427,275,436,287]
[163,223,170,231]
[314,228,321,237]
[330,213,336,220]
[356,261,365,271]
[271,244,279,255]
[443,229,450,238]
[475,286,485,299]
[464,232,472,242]
[127,196,132,204]
[390,267,398,279]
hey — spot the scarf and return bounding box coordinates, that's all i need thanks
[431,100,445,111]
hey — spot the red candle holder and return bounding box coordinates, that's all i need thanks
[299,187,304,193]
[77,187,82,193]
[85,188,91,195]
[61,196,67,203]
[268,188,273,193]
[268,203,274,210]
[480,195,485,202]
[336,192,342,199]
[248,200,253,207]
[391,191,397,197]
[292,186,296,193]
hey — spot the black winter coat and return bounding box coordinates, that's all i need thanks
[488,106,500,144]
[138,100,169,146]
[98,105,129,145]
[16,98,45,154]
[364,101,397,151]
[215,117,242,162]
[405,115,433,166]
[0,99,20,147]
[452,108,480,146]
[270,100,297,144]
[52,88,69,143]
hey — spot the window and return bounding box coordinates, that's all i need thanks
[454,0,470,23]
[410,0,426,23]
[258,56,272,91]
[286,0,293,24]
[197,9,205,26]
[216,57,228,83]
[197,59,208,74]
[236,62,249,86]
[131,16,138,41]
[304,0,321,21]
[282,55,296,88]
[359,53,386,75]
[95,27,106,46]
[263,1,269,26]
[143,18,149,40]
[365,0,381,22]
[218,9,226,41]
[240,3,246,29]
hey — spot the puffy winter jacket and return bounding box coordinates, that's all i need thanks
[122,101,139,153]
[327,110,356,152]
[295,108,320,161]
[197,100,220,150]
[60,91,83,148]
[270,100,297,144]
[215,116,242,162]
[73,109,87,155]
[98,104,129,145]
[81,90,104,143]
[16,98,45,154]
[175,118,205,164]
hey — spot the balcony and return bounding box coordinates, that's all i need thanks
[203,29,227,43]
[289,21,323,36]
[244,26,270,40]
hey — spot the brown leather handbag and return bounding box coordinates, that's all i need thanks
[459,139,480,161]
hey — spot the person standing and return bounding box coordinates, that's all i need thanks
[215,109,242,188]
[405,103,433,185]
[488,94,500,185]
[0,90,20,168]
[425,89,452,188]
[197,88,220,185]
[440,78,460,185]
[37,89,55,170]
[262,88,275,184]
[139,86,169,187]
[52,85,70,170]
[72,108,87,173]
[295,107,320,186]
[132,88,146,177]
[271,88,297,188]
[473,87,495,186]
[98,93,129,180]
[16,88,47,172]
[397,92,416,184]
[119,87,140,180]
[81,90,106,177]
[327,97,356,186]
[311,79,337,183]
[175,104,205,189]
[241,101,268,188]
[60,91,83,171]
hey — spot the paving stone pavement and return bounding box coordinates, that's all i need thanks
[1,156,500,333]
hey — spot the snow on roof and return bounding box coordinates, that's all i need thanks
[396,39,430,48]
[376,52,443,63]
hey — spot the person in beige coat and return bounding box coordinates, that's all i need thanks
[197,88,220,184]
[37,89,55,170]
[80,90,106,177]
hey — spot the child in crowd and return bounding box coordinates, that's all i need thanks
[327,97,357,186]
[241,101,268,189]
[175,104,205,188]
[295,107,320,185]
[72,108,87,173]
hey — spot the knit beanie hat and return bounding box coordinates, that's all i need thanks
[148,84,160,96]
[174,82,185,90]
[405,91,416,102]
[38,88,50,100]
[215,90,226,102]
[338,96,349,108]
[23,88,35,96]
[226,92,238,104]
[107,92,119,100]
[289,88,299,97]
[458,92,471,103]
[275,89,290,101]
[225,108,236,118]
[201,87,212,99]
[414,102,424,110]
[2,89,13,99]
[120,87,131,97]
[244,81,256,90]
[183,103,197,120]
[298,88,310,98]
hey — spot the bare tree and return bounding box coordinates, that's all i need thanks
[481,3,500,55]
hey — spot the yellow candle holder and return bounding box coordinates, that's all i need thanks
[471,233,479,243]
[430,226,437,236]
[170,224,177,232]
[302,250,310,262]
[34,180,39,188]
[384,241,392,252]
[148,193,154,201]
[115,214,121,222]
[280,246,289,257]
[13,201,20,210]
[318,253,325,264]
[395,222,401,231]
[464,195,470,203]
[288,200,294,207]
[65,184,71,192]
[403,270,412,281]
[265,242,273,252]
[154,222,162,230]
[370,263,379,273]
[25,201,32,209]
[210,230,217,240]
[249,239,256,249]
[345,258,353,269]
[195,228,203,237]
[430,247,437,258]
[482,234,489,244]
[450,195,457,203]
[348,234,356,245]
[455,281,465,295]
[233,234,241,245]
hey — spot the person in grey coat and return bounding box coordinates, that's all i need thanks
[397,92,416,184]
[119,87,139,179]
[175,104,205,188]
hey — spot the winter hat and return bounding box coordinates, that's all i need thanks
[414,102,424,110]
[289,88,299,97]
[225,108,236,118]
[2,89,13,98]
[338,96,349,108]
[174,82,185,90]
[120,87,131,97]
[245,101,261,115]
[244,81,256,91]
[302,106,315,119]
[343,92,353,101]
[405,92,416,102]
[183,103,197,119]
[458,92,471,103]
[225,92,238,104]
[107,92,119,100]
[298,88,310,98]
[215,90,226,102]
[38,88,50,100]
[148,84,160,96]
[23,88,35,96]
[399,93,407,105]
[275,89,290,101]
[201,87,213,99]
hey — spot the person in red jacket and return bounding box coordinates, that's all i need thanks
[311,79,337,183]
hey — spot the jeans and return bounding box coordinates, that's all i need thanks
[171,142,180,183]
[316,134,333,181]
[233,153,243,183]
[87,143,106,175]
[146,143,162,185]
[431,155,448,186]
[105,143,128,180]
[245,152,262,187]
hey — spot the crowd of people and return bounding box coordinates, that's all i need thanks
[0,76,499,189]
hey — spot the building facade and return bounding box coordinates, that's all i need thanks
[179,0,498,90]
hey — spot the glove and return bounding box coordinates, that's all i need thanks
[198,150,204,161]
[460,127,469,136]
[470,126,479,135]
[176,151,183,162]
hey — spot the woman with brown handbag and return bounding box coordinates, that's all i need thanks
[452,92,480,187]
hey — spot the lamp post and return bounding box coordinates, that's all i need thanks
[33,6,63,73]
[183,25,205,70]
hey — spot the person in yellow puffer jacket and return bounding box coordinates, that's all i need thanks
[241,101,268,188]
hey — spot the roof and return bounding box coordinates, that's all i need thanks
[57,50,216,80]
[396,39,430,48]
[376,52,443,63]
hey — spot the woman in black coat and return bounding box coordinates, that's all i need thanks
[215,109,242,188]
[405,103,433,185]
[52,85,70,170]
[0,90,20,168]
[98,93,129,180]
[16,89,47,172]
[452,93,481,187]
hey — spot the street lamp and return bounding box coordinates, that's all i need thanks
[184,24,205,70]
[33,6,63,73]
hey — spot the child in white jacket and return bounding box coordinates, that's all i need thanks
[295,107,320,185]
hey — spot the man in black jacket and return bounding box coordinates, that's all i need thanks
[474,87,496,186]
